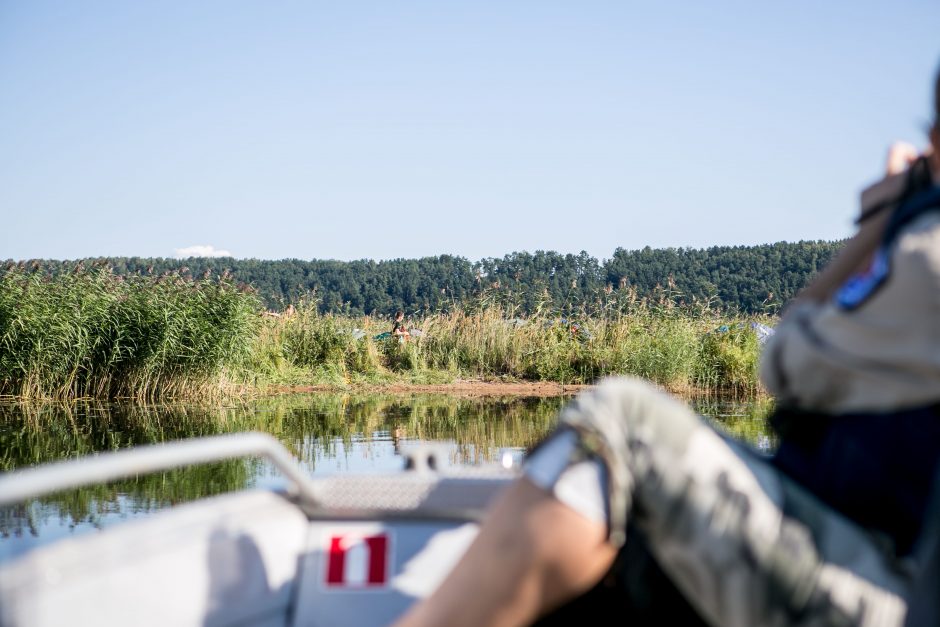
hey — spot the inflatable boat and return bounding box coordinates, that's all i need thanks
[0,432,513,627]
[4,431,937,626]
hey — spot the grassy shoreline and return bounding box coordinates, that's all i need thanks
[0,268,772,400]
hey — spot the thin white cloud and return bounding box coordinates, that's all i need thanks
[173,245,233,259]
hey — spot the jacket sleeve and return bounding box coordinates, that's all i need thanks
[759,213,940,413]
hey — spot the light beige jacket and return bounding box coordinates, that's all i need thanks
[760,212,940,413]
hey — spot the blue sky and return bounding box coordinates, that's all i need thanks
[2,1,938,262]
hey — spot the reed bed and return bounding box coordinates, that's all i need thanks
[0,266,260,400]
[256,299,769,396]
[0,267,770,399]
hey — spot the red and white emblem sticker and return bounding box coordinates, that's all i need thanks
[325,532,390,587]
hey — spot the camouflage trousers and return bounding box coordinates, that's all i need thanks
[538,378,911,627]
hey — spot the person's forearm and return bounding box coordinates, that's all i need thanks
[793,142,940,309]
[792,208,890,306]
[393,481,550,627]
[791,151,927,308]
[393,479,615,627]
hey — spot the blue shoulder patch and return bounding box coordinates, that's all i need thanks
[836,248,890,310]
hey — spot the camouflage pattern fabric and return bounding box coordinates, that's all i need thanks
[554,377,910,627]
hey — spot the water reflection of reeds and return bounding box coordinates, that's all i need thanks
[0,394,567,544]
[692,395,777,453]
[0,392,772,554]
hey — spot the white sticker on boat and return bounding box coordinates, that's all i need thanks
[325,531,391,588]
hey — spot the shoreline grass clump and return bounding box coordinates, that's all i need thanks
[410,294,766,395]
[0,266,771,399]
[216,296,770,396]
[0,265,260,400]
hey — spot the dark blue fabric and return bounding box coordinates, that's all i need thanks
[770,405,940,555]
[881,184,940,249]
[835,248,890,310]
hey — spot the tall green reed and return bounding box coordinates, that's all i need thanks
[0,266,260,400]
[0,267,770,399]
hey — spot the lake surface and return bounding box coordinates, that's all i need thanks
[0,392,774,560]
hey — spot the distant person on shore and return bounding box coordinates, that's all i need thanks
[392,311,410,343]
[395,63,940,626]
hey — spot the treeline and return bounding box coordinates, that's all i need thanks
[3,241,842,315]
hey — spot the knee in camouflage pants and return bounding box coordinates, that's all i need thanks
[553,378,909,627]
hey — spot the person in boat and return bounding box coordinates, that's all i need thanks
[392,310,411,343]
[395,64,940,627]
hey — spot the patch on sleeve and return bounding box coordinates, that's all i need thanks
[835,248,890,311]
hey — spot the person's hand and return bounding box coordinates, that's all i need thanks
[886,141,920,175]
[860,141,931,222]
[792,142,919,307]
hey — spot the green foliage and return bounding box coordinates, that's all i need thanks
[281,309,348,368]
[0,266,261,400]
[277,297,768,395]
[3,240,842,316]
[696,323,763,395]
[0,264,771,399]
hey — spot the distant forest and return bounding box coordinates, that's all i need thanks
[5,241,843,316]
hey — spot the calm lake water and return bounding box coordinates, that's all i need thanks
[0,392,773,560]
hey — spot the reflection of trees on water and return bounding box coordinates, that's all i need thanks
[0,394,565,468]
[0,461,253,541]
[0,504,37,539]
[691,396,777,452]
[241,393,568,468]
[0,394,568,542]
[0,394,772,544]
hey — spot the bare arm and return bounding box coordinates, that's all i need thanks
[393,478,616,627]
[791,208,890,305]
[791,143,931,308]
